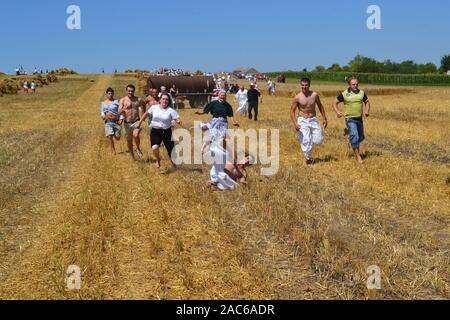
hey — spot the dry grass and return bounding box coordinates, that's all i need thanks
[0,75,448,300]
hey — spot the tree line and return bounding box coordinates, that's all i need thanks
[311,54,450,74]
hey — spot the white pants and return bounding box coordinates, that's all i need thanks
[209,145,238,190]
[298,117,323,160]
[210,166,238,190]
[237,100,247,115]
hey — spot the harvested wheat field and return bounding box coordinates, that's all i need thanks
[0,74,449,300]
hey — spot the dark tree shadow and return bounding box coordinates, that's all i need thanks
[361,150,383,160]
[313,155,339,164]
[160,165,203,175]
[347,150,383,159]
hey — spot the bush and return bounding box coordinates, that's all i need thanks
[0,79,21,96]
[48,68,77,76]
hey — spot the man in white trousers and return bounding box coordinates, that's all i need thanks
[235,85,248,115]
[290,78,328,165]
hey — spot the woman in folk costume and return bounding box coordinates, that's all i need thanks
[235,85,248,115]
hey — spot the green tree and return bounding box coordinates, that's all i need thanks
[314,65,326,72]
[398,60,418,74]
[417,63,437,74]
[328,64,342,72]
[440,54,450,73]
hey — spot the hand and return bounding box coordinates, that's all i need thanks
[323,119,328,129]
[336,111,344,118]
[294,124,301,131]
[365,112,370,118]
[195,111,202,115]
[233,123,240,127]
[176,120,183,126]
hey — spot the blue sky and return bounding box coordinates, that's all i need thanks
[0,0,449,74]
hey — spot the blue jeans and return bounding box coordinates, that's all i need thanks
[346,117,365,149]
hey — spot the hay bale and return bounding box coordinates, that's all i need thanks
[46,74,58,83]
[0,79,20,95]
[48,68,77,76]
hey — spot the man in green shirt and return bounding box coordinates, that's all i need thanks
[332,77,371,164]
[195,90,239,142]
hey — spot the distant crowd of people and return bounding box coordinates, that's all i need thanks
[15,66,47,76]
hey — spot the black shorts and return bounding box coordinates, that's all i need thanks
[150,128,175,156]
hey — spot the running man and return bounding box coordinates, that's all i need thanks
[247,83,261,121]
[332,77,371,164]
[290,78,328,165]
[101,88,124,155]
[195,90,239,143]
[118,84,146,160]
[144,88,160,127]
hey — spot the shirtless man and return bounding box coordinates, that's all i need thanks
[290,78,328,164]
[145,88,160,109]
[118,84,146,160]
[224,153,253,186]
[143,88,159,124]
[206,139,253,190]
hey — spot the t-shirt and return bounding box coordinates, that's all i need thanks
[337,89,369,118]
[101,100,121,117]
[203,100,234,119]
[148,105,180,129]
[247,89,261,105]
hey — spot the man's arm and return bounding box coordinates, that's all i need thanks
[239,168,249,185]
[118,98,125,117]
[290,98,300,131]
[332,100,344,118]
[139,98,146,119]
[137,109,149,128]
[316,95,328,128]
[333,93,345,118]
[364,96,371,117]
[101,103,106,120]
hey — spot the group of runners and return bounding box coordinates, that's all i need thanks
[101,76,371,190]
[290,77,371,164]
